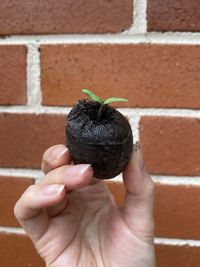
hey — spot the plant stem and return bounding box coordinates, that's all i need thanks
[97,104,104,121]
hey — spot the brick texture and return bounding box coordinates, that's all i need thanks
[41,44,200,109]
[148,0,200,32]
[140,116,200,176]
[155,184,200,239]
[156,244,200,267]
[0,0,132,35]
[107,182,200,239]
[0,176,34,227]
[0,232,45,267]
[1,1,200,266]
[0,46,27,105]
[0,113,65,169]
[106,181,125,207]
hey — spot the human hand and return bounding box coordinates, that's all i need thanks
[14,143,155,267]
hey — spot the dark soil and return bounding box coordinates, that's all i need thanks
[66,99,133,179]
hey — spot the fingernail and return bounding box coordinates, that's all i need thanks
[133,142,146,173]
[51,146,68,160]
[66,164,92,177]
[42,184,65,196]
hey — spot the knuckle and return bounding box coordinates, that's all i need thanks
[14,184,36,220]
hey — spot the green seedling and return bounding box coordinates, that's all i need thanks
[82,89,128,120]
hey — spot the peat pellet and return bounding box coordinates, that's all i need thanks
[66,99,133,179]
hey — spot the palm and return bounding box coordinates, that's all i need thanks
[35,182,153,267]
[15,145,155,267]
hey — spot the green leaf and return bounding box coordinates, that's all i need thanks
[103,97,129,105]
[82,89,103,104]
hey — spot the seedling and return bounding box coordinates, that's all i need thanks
[82,89,128,120]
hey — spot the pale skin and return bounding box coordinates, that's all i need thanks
[14,143,156,267]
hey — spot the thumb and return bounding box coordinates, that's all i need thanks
[121,142,155,244]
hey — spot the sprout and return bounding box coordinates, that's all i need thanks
[82,89,128,120]
[82,89,104,104]
[103,97,128,105]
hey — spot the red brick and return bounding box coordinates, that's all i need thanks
[41,44,200,109]
[140,116,200,176]
[0,176,34,227]
[148,0,200,32]
[0,0,132,35]
[0,232,44,267]
[106,182,200,239]
[106,181,125,206]
[155,184,200,239]
[106,181,125,207]
[156,244,200,267]
[0,113,65,169]
[0,46,27,105]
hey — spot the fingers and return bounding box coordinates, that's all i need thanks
[41,144,71,174]
[121,142,155,244]
[39,164,94,189]
[14,183,66,241]
[41,144,97,186]
[15,165,94,219]
[14,184,66,221]
[40,145,95,216]
[15,163,94,238]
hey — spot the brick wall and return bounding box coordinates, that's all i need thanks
[0,1,200,266]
